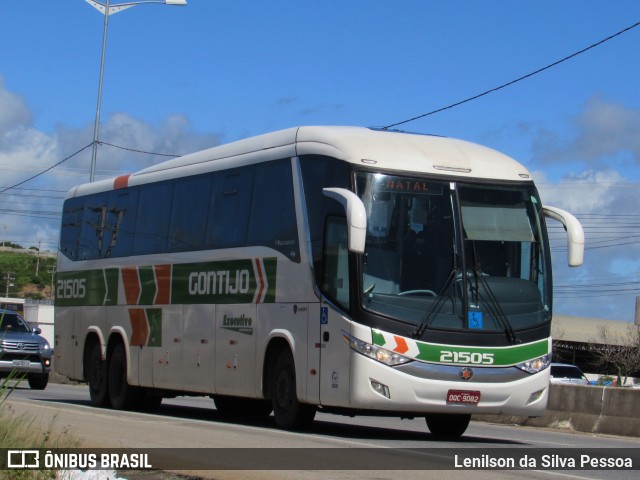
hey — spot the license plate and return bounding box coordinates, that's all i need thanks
[12,360,30,367]
[447,389,481,404]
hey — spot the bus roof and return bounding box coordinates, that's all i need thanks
[68,126,533,198]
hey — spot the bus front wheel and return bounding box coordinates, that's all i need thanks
[425,413,471,440]
[271,350,315,430]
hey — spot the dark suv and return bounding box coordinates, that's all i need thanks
[0,309,52,389]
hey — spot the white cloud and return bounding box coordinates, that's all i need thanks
[571,96,640,166]
[0,79,222,251]
[535,169,627,213]
[533,96,640,169]
[0,75,31,136]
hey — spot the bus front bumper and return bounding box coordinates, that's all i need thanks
[347,352,550,417]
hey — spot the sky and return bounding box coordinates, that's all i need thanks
[0,1,639,322]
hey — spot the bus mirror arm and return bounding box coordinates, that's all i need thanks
[543,205,584,267]
[322,188,367,253]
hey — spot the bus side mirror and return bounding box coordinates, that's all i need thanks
[322,188,367,253]
[543,205,584,267]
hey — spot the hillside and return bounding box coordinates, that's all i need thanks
[0,248,57,300]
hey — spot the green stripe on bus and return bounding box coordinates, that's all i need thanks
[55,257,278,307]
[371,330,548,367]
[147,308,162,347]
[56,269,108,307]
[413,338,548,366]
[138,266,157,305]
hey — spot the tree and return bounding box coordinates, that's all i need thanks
[591,325,640,385]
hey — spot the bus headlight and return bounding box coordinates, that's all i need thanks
[343,332,412,366]
[515,353,551,374]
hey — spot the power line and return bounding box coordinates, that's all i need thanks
[0,143,93,194]
[383,20,640,129]
[97,141,180,158]
[0,137,179,195]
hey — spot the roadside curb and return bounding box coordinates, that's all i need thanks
[473,383,640,437]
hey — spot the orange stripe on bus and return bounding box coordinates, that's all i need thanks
[114,174,131,189]
[121,267,141,305]
[154,264,171,304]
[394,336,409,355]
[129,309,148,347]
[254,258,265,303]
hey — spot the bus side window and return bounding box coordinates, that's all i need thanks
[78,193,108,260]
[168,175,212,251]
[60,198,84,261]
[249,160,299,261]
[107,190,138,258]
[132,182,173,255]
[322,216,350,310]
[207,171,253,248]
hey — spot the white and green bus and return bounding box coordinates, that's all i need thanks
[55,126,583,439]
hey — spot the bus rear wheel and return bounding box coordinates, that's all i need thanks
[108,343,142,410]
[425,413,471,440]
[271,350,315,430]
[87,342,110,407]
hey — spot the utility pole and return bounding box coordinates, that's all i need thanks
[35,240,41,277]
[49,267,57,300]
[4,272,15,297]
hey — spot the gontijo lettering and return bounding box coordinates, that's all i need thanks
[189,269,251,295]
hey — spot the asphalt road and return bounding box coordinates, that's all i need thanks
[4,381,639,480]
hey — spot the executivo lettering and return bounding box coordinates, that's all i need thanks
[222,314,254,335]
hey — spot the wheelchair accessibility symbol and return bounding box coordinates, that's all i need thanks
[468,310,483,329]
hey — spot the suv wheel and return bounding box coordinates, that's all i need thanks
[28,373,49,390]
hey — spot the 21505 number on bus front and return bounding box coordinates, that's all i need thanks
[440,351,494,365]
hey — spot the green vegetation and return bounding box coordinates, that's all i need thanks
[0,308,77,479]
[1,370,78,479]
[0,398,78,479]
[0,249,57,300]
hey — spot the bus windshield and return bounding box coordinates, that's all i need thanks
[356,172,551,337]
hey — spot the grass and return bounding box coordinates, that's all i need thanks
[1,373,79,479]
[0,311,77,479]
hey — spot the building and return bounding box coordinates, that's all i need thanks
[552,315,639,380]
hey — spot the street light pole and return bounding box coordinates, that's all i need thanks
[89,0,110,183]
[85,0,188,182]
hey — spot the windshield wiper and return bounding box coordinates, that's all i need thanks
[467,241,517,345]
[411,267,458,339]
[472,269,518,344]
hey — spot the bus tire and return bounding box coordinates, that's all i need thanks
[271,349,315,430]
[108,343,141,410]
[87,342,110,407]
[425,413,471,440]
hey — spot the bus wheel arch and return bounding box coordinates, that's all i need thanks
[262,337,291,400]
[83,333,110,408]
[265,341,316,430]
